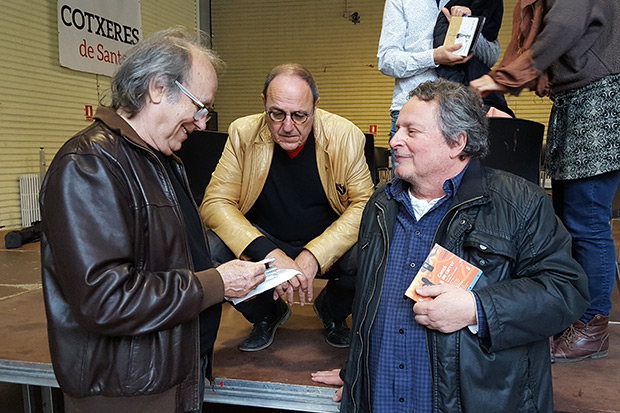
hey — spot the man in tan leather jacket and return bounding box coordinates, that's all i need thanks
[200,64,374,351]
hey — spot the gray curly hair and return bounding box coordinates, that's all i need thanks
[111,27,224,118]
[409,78,489,159]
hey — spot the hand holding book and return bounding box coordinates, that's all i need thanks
[405,244,482,302]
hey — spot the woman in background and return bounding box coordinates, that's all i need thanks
[471,0,620,363]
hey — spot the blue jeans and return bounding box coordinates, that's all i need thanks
[552,170,620,322]
[389,110,400,177]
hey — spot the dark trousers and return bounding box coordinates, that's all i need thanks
[207,228,357,324]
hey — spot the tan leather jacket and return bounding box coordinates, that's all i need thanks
[200,108,374,273]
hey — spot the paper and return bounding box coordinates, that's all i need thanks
[228,267,301,305]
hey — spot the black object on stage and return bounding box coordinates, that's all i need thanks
[5,221,41,249]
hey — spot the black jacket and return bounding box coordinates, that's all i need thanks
[341,161,589,412]
[40,107,224,411]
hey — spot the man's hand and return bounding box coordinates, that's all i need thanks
[311,369,343,402]
[269,248,304,306]
[470,74,509,97]
[216,259,266,298]
[293,249,319,305]
[413,284,477,333]
[442,6,472,21]
[433,44,473,66]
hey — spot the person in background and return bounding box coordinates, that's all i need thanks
[433,0,514,117]
[312,79,589,412]
[40,28,266,413]
[377,0,502,168]
[470,0,620,363]
[200,64,374,352]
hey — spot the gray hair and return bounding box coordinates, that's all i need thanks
[111,27,224,117]
[409,79,489,159]
[262,63,319,105]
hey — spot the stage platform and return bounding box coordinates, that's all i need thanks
[1,228,619,412]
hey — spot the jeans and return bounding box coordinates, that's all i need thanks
[552,170,620,322]
[389,110,400,177]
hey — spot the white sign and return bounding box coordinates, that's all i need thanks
[57,0,142,77]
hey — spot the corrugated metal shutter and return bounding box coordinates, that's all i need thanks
[211,0,393,144]
[0,0,198,229]
[212,0,552,147]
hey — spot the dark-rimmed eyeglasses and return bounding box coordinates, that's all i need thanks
[175,80,213,122]
[267,110,311,125]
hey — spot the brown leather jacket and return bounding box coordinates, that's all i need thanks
[200,108,374,273]
[40,107,224,412]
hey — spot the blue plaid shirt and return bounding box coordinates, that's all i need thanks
[369,167,466,413]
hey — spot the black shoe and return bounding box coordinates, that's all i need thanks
[313,293,351,348]
[238,300,291,352]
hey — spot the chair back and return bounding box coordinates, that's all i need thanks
[175,130,228,205]
[481,118,545,185]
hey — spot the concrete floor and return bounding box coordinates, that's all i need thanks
[1,221,619,413]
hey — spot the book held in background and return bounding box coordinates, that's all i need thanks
[405,243,482,302]
[443,15,486,57]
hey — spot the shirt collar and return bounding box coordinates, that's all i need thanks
[385,162,470,205]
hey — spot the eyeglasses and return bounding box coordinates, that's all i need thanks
[267,110,311,125]
[174,80,213,122]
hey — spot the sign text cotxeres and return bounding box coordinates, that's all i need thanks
[59,5,140,45]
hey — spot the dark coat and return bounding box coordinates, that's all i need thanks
[340,161,589,412]
[40,107,224,412]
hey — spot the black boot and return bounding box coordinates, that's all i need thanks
[313,289,351,348]
[238,299,291,352]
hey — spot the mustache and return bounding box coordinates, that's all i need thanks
[392,149,412,158]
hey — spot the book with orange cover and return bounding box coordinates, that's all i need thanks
[405,243,482,302]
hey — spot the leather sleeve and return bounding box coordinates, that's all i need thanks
[41,149,207,337]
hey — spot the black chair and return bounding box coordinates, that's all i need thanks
[481,118,545,186]
[363,133,380,185]
[175,130,228,205]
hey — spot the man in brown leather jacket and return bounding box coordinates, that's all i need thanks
[200,64,374,352]
[40,28,266,413]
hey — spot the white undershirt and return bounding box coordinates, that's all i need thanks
[408,190,444,220]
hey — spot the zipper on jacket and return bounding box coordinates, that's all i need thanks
[351,199,390,411]
[427,194,484,410]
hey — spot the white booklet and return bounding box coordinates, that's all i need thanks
[227,267,300,305]
[443,15,486,57]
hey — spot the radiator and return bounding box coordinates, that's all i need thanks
[19,174,41,227]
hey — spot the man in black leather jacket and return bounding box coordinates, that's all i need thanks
[40,28,266,413]
[312,79,589,412]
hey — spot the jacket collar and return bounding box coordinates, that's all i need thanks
[94,106,151,150]
[452,159,488,206]
[384,159,488,206]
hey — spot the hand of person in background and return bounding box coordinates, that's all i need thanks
[442,5,472,20]
[470,74,509,97]
[311,369,344,402]
[215,259,266,298]
[434,44,473,66]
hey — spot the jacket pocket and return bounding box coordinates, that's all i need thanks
[462,231,517,288]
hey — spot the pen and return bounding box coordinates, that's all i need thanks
[258,257,275,269]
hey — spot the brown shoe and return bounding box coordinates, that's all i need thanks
[552,314,609,363]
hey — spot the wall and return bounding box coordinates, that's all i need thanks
[0,0,554,229]
[0,0,199,229]
[210,0,552,144]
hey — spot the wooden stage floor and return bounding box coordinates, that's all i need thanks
[1,224,619,412]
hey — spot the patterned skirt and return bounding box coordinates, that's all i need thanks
[546,72,620,180]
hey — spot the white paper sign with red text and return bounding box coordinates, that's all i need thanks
[57,0,142,76]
